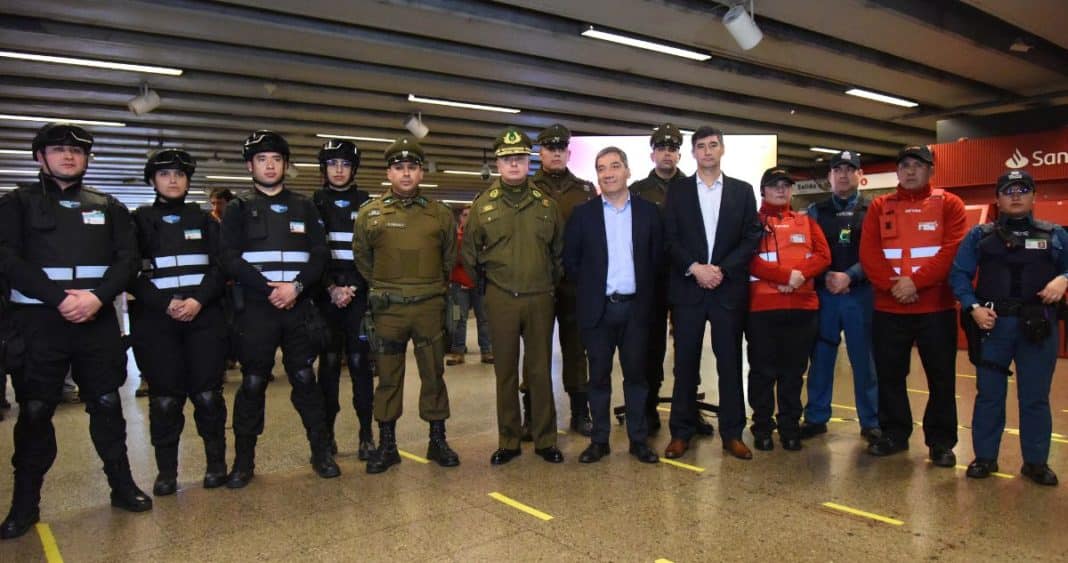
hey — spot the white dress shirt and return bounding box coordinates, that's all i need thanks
[695,172,724,263]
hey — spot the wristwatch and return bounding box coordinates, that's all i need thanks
[969,303,980,311]
[293,280,304,295]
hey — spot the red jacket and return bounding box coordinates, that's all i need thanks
[450,225,474,288]
[748,202,831,312]
[859,185,967,314]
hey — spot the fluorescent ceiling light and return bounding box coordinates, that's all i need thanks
[0,50,183,76]
[809,147,840,154]
[582,27,711,61]
[316,134,395,143]
[0,169,38,175]
[0,114,125,127]
[380,182,438,188]
[205,175,251,181]
[293,163,319,168]
[0,149,31,156]
[844,88,918,108]
[444,170,500,177]
[407,94,520,114]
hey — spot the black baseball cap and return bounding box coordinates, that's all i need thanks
[760,167,794,187]
[897,144,934,165]
[829,150,861,169]
[996,169,1036,193]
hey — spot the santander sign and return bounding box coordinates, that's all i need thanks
[1005,147,1068,169]
[931,128,1068,188]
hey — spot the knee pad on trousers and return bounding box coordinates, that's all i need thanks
[292,367,316,386]
[85,391,122,415]
[190,389,223,410]
[21,399,55,424]
[150,395,184,417]
[241,374,268,397]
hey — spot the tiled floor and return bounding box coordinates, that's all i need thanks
[1,323,1066,562]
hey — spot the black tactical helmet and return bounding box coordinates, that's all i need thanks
[242,129,290,161]
[144,148,196,185]
[31,123,94,155]
[317,139,360,172]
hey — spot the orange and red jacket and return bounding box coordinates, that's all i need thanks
[748,202,831,313]
[449,226,474,288]
[859,185,968,314]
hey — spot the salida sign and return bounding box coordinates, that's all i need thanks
[931,127,1068,188]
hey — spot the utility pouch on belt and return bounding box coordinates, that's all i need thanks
[960,307,984,367]
[1019,303,1053,343]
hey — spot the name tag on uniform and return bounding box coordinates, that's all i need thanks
[184,229,203,240]
[1025,238,1049,250]
[789,233,806,244]
[836,211,854,217]
[289,221,305,234]
[386,222,405,228]
[82,210,105,225]
[918,221,938,231]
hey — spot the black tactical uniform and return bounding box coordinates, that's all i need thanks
[218,130,338,488]
[0,124,151,540]
[129,149,229,496]
[312,139,375,460]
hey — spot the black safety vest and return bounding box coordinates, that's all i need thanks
[9,181,117,303]
[313,186,368,289]
[812,195,868,275]
[133,201,214,296]
[976,220,1058,304]
[236,190,315,283]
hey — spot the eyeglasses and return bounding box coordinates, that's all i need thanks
[998,185,1034,196]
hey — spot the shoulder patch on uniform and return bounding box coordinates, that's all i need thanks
[481,203,496,213]
[531,189,543,199]
[488,188,500,200]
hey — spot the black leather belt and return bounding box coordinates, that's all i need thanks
[606,293,636,303]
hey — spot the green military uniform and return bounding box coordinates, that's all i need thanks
[531,124,595,432]
[628,123,686,427]
[353,137,459,472]
[462,129,564,451]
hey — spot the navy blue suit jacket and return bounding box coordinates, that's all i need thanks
[663,173,762,308]
[563,195,663,329]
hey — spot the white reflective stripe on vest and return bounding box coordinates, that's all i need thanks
[261,270,299,282]
[40,265,108,280]
[154,254,210,269]
[759,251,778,262]
[909,246,940,259]
[328,232,353,242]
[331,249,354,261]
[749,275,759,282]
[151,273,205,290]
[891,266,921,275]
[882,248,903,259]
[242,251,310,264]
[9,289,43,304]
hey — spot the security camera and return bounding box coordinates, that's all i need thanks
[405,113,429,139]
[128,84,161,115]
[480,163,491,181]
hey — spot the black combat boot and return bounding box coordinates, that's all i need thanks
[104,458,153,512]
[366,421,401,474]
[569,391,593,437]
[357,425,376,462]
[310,431,341,479]
[0,473,42,540]
[226,435,257,489]
[202,439,228,489]
[426,420,460,467]
[152,445,179,496]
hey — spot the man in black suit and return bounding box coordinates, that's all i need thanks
[564,147,661,464]
[663,126,763,460]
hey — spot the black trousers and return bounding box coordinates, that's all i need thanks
[581,300,649,445]
[130,303,228,447]
[873,309,958,448]
[644,274,669,413]
[670,297,747,441]
[745,309,818,438]
[233,297,327,445]
[317,292,373,435]
[9,305,129,477]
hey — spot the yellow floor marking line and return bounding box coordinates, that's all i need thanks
[397,450,429,464]
[655,559,675,563]
[907,388,960,398]
[488,492,553,521]
[828,417,857,423]
[36,523,64,563]
[821,502,904,526]
[658,458,706,473]
[831,403,857,410]
[557,430,568,436]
